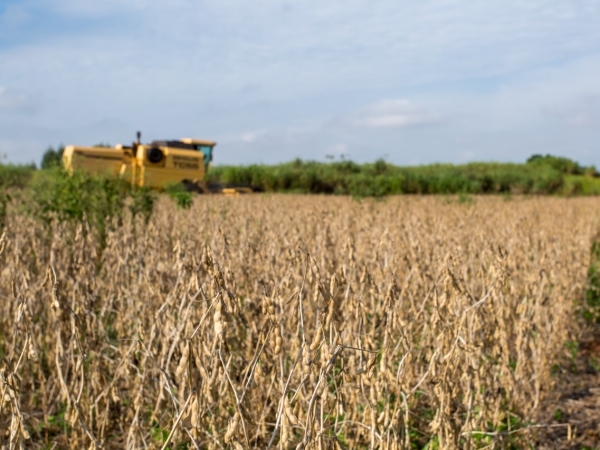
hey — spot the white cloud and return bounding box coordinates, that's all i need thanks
[544,94,600,128]
[238,130,269,143]
[355,100,442,128]
[0,87,37,113]
[329,143,348,154]
[1,0,600,165]
[566,113,600,127]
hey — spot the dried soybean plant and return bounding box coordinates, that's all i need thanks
[0,195,598,449]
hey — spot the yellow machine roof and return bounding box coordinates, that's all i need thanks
[180,138,217,146]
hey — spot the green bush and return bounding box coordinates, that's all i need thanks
[584,237,600,323]
[561,175,600,196]
[348,174,403,198]
[0,191,9,231]
[164,183,193,209]
[0,163,36,188]
[30,168,156,246]
[208,160,565,197]
[129,186,158,223]
[527,154,597,176]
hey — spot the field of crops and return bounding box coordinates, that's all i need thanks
[1,195,599,449]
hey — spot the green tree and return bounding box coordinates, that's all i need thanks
[526,153,596,176]
[41,145,65,169]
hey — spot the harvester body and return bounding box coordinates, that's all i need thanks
[62,137,243,193]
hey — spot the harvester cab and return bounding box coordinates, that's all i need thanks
[62,132,252,194]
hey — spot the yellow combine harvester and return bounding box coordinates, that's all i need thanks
[62,132,255,194]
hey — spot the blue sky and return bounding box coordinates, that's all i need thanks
[1,0,599,166]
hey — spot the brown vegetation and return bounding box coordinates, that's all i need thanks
[1,195,599,449]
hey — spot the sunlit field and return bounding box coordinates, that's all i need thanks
[1,195,599,449]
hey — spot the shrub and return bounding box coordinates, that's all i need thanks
[164,183,193,210]
[348,174,403,198]
[527,154,597,176]
[30,168,156,246]
[0,162,36,188]
[0,191,9,231]
[584,236,600,323]
[209,160,566,196]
